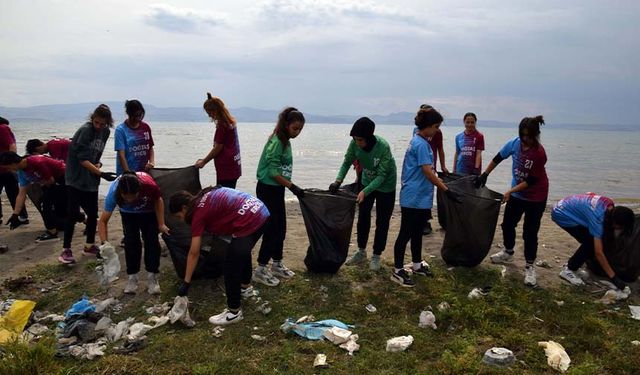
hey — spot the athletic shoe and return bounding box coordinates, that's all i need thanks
[345,250,367,266]
[422,221,433,235]
[490,250,514,264]
[147,272,161,295]
[413,262,433,277]
[124,274,139,294]
[36,231,59,242]
[271,262,295,279]
[208,309,243,326]
[369,255,382,271]
[524,266,537,286]
[252,267,280,287]
[58,249,76,264]
[18,216,29,225]
[559,265,585,286]
[83,245,100,257]
[390,269,416,287]
[241,286,258,299]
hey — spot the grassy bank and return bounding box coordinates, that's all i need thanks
[1,259,639,375]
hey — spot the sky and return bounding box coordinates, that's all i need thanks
[1,0,639,124]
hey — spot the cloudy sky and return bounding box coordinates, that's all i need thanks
[1,0,638,124]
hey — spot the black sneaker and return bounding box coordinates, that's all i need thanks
[413,263,433,277]
[422,222,433,235]
[36,231,59,242]
[390,269,415,287]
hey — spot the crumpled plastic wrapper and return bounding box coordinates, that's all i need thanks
[599,286,631,304]
[386,335,414,352]
[538,340,570,372]
[418,310,437,330]
[167,296,196,327]
[95,243,121,286]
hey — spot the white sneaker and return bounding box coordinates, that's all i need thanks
[124,274,139,294]
[524,266,537,286]
[147,272,161,295]
[490,250,514,264]
[252,267,280,287]
[271,262,295,279]
[369,255,382,271]
[241,285,258,299]
[559,265,585,286]
[345,250,367,266]
[208,309,243,325]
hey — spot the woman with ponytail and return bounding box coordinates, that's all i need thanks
[253,107,305,287]
[98,171,169,294]
[477,115,549,287]
[195,93,241,188]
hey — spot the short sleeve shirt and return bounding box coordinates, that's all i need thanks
[213,123,242,180]
[551,193,614,239]
[498,137,549,202]
[455,130,484,175]
[399,134,435,209]
[47,138,71,161]
[17,155,65,187]
[114,121,154,175]
[104,172,161,213]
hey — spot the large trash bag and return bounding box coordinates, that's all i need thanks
[587,214,640,282]
[438,175,503,267]
[436,172,466,230]
[300,186,357,274]
[149,167,223,279]
[0,300,36,343]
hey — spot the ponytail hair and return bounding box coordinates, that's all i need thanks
[203,92,236,128]
[125,99,145,119]
[519,115,545,147]
[0,151,24,166]
[169,186,218,225]
[414,107,444,129]
[89,104,114,127]
[272,107,305,149]
[115,171,141,206]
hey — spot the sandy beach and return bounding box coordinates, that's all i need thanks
[2,198,637,292]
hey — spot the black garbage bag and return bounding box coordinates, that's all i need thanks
[587,214,640,282]
[300,185,357,273]
[436,172,466,230]
[149,167,223,279]
[438,175,503,267]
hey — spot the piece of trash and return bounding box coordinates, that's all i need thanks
[113,337,146,354]
[319,285,328,292]
[145,302,171,315]
[599,287,631,305]
[105,317,135,343]
[296,315,315,324]
[554,300,565,306]
[96,243,121,286]
[538,340,570,372]
[57,336,77,346]
[94,316,113,332]
[68,342,106,360]
[534,316,544,322]
[167,296,195,327]
[500,266,507,278]
[323,327,353,344]
[437,302,450,312]
[631,340,640,346]
[64,296,95,318]
[314,354,329,368]
[94,297,117,313]
[257,301,272,316]
[468,287,490,299]
[482,347,516,367]
[212,326,225,338]
[24,323,49,337]
[535,260,552,269]
[0,300,37,343]
[418,310,437,330]
[339,334,360,355]
[365,304,377,313]
[629,305,640,320]
[148,316,170,329]
[386,335,414,352]
[281,318,352,341]
[251,334,266,341]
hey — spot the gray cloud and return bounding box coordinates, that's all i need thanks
[143,4,226,33]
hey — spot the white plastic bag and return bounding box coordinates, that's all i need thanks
[95,243,121,286]
[386,335,414,352]
[418,310,437,329]
[538,340,570,372]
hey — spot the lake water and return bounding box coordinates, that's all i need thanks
[9,121,640,202]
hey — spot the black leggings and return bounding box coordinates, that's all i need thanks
[256,182,285,265]
[41,179,67,231]
[121,211,161,274]
[0,172,27,219]
[394,207,430,268]
[357,190,396,255]
[501,196,546,262]
[224,227,264,310]
[217,179,238,189]
[63,186,98,248]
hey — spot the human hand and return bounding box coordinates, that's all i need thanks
[356,191,365,204]
[159,224,170,236]
[145,162,155,171]
[441,167,450,175]
[288,184,305,198]
[475,172,488,188]
[502,191,511,203]
[328,181,341,194]
[100,172,117,182]
[610,275,626,290]
[177,281,191,296]
[194,159,206,169]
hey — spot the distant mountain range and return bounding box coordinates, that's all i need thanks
[0,102,634,130]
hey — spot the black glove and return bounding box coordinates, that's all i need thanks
[288,184,305,198]
[100,172,117,182]
[328,181,341,194]
[445,189,462,203]
[610,275,626,290]
[177,281,191,296]
[475,172,488,188]
[6,214,24,230]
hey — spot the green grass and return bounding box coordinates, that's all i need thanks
[2,261,640,374]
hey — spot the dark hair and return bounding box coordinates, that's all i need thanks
[612,206,635,234]
[420,104,433,110]
[169,186,218,225]
[463,112,477,122]
[90,104,114,127]
[0,116,9,125]
[115,172,141,207]
[125,99,145,119]
[519,115,545,147]
[26,139,45,155]
[272,107,305,149]
[203,93,236,128]
[0,151,24,166]
[415,108,444,130]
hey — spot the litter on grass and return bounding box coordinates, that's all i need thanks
[538,340,570,373]
[386,335,414,352]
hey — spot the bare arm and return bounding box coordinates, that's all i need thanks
[438,147,448,173]
[422,165,448,191]
[452,150,459,174]
[98,211,113,243]
[594,237,616,278]
[12,187,28,215]
[483,160,498,176]
[145,147,155,171]
[274,175,293,188]
[475,150,483,173]
[184,236,203,283]
[117,150,130,172]
[155,197,170,235]
[81,160,102,176]
[503,181,528,202]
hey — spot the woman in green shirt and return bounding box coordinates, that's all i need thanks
[329,117,397,271]
[253,107,306,287]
